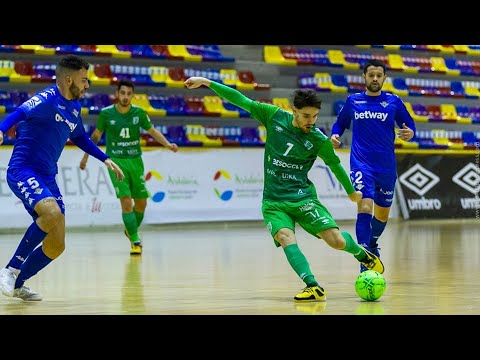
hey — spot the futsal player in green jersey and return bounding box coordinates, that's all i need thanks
[184,76,383,302]
[80,80,178,255]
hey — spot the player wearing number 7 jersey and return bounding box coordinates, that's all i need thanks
[184,76,384,302]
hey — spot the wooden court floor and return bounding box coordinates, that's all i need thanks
[0,218,479,315]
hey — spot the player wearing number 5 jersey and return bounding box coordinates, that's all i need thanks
[0,55,124,301]
[80,79,178,255]
[184,76,384,302]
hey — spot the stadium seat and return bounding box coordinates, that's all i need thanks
[131,94,166,116]
[10,61,34,83]
[240,127,263,147]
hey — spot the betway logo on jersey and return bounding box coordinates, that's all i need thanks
[354,111,388,121]
[55,113,77,132]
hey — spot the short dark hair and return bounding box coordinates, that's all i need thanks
[55,55,90,78]
[117,79,135,92]
[363,59,386,75]
[292,88,322,110]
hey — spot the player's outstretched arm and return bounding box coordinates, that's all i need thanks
[104,158,124,181]
[0,109,27,145]
[148,127,178,152]
[317,140,359,202]
[184,76,253,113]
[79,128,103,170]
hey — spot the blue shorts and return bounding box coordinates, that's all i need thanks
[350,168,396,208]
[7,166,65,220]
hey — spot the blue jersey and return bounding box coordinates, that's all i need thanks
[8,85,86,175]
[333,91,415,173]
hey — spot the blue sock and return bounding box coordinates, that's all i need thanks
[370,217,387,248]
[356,213,373,247]
[7,222,48,271]
[15,247,53,289]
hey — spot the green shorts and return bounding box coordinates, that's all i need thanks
[108,156,150,199]
[262,197,338,247]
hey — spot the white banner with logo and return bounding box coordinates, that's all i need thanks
[0,147,363,229]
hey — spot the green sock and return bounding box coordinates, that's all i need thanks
[134,211,144,227]
[122,212,139,242]
[341,231,366,261]
[283,244,318,287]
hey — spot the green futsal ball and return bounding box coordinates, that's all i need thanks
[355,270,386,301]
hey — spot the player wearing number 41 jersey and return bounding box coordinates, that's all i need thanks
[331,59,416,272]
[184,76,384,302]
[80,79,178,255]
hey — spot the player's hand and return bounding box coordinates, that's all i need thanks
[169,143,179,152]
[104,158,124,181]
[79,156,88,170]
[397,123,414,141]
[348,190,363,203]
[184,77,210,89]
[330,134,341,148]
[0,130,3,145]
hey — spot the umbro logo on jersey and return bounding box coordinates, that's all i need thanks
[380,101,388,108]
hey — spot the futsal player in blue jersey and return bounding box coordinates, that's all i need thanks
[0,55,124,301]
[330,59,416,272]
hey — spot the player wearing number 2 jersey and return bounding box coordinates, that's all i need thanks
[80,79,178,255]
[184,76,384,302]
[331,59,416,272]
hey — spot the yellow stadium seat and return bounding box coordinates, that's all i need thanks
[383,45,400,51]
[9,62,32,83]
[314,73,334,91]
[185,125,222,147]
[273,98,293,113]
[447,141,465,149]
[263,46,297,65]
[327,50,359,70]
[96,45,131,58]
[0,60,14,79]
[149,66,167,85]
[395,136,419,148]
[430,57,460,76]
[131,94,166,116]
[388,54,417,73]
[433,138,449,147]
[19,45,55,55]
[167,45,202,62]
[463,82,480,98]
[203,96,239,118]
[220,69,238,87]
[453,45,470,54]
[439,104,459,122]
[404,102,428,122]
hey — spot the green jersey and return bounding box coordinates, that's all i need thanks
[96,104,153,158]
[207,80,355,203]
[251,102,341,201]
